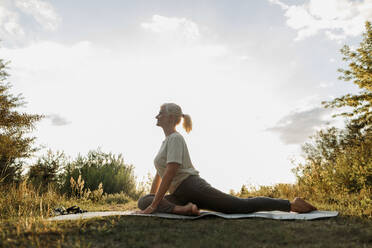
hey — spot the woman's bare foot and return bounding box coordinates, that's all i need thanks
[173,202,200,216]
[290,197,317,213]
[186,202,201,216]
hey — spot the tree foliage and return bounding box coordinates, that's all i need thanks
[294,122,371,216]
[0,59,43,184]
[294,22,372,217]
[322,21,372,132]
[27,150,66,191]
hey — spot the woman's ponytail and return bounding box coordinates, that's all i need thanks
[161,103,192,133]
[182,114,192,133]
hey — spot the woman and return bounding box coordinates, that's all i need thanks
[136,103,316,216]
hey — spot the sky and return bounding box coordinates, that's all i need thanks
[0,0,371,193]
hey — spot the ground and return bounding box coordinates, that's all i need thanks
[2,204,372,248]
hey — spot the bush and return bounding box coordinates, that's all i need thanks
[232,121,371,217]
[294,123,372,217]
[27,150,66,192]
[59,149,145,200]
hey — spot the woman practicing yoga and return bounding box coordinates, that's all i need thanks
[136,103,317,216]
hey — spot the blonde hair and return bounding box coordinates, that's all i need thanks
[161,103,192,133]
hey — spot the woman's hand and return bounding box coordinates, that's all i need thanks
[135,205,156,214]
[135,164,178,215]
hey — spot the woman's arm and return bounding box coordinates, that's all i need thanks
[148,163,179,210]
[150,172,162,194]
[150,163,179,208]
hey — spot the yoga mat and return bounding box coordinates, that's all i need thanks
[48,210,338,221]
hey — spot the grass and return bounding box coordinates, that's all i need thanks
[1,205,372,248]
[1,182,372,247]
[232,183,372,218]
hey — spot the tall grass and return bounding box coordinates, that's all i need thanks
[0,181,139,248]
[0,179,142,221]
[232,182,372,218]
[0,182,64,220]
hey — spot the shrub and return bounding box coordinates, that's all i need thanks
[294,123,372,217]
[27,150,66,192]
[60,149,145,199]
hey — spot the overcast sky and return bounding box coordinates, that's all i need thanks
[0,0,370,193]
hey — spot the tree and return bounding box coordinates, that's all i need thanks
[27,150,66,191]
[294,121,372,215]
[294,22,372,217]
[0,58,43,184]
[322,21,372,132]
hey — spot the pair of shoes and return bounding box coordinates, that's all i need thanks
[66,205,88,214]
[53,206,66,215]
[53,205,88,215]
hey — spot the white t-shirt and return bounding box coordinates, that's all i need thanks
[154,132,199,194]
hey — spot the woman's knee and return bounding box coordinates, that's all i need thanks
[137,194,155,210]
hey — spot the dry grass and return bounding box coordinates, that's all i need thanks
[0,182,138,247]
[232,183,372,218]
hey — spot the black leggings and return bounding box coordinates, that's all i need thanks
[138,175,291,214]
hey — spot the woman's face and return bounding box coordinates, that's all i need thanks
[155,107,169,127]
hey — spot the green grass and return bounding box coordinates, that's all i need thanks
[1,201,372,248]
[0,201,372,248]
[1,182,371,247]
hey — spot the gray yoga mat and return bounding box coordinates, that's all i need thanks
[48,210,338,221]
